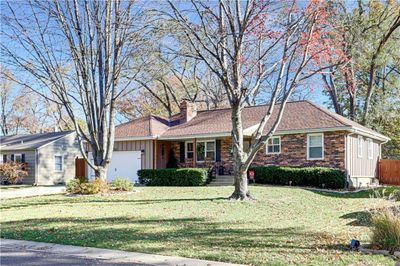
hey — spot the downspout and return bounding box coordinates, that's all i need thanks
[154,139,157,169]
[346,132,356,188]
[35,148,39,186]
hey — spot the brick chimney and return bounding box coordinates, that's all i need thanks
[179,100,197,123]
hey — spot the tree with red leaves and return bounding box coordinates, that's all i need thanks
[166,0,340,200]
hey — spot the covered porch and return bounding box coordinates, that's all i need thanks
[153,138,234,176]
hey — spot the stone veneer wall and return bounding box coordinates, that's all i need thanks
[169,131,346,173]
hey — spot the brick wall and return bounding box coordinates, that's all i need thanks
[251,131,346,170]
[168,131,346,173]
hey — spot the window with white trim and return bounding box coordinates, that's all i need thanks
[358,136,363,158]
[54,155,63,172]
[307,133,324,160]
[186,140,215,162]
[367,138,373,159]
[186,142,194,159]
[266,137,281,154]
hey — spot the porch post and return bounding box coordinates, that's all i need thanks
[193,138,196,168]
[153,139,157,169]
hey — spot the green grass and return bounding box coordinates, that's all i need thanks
[1,186,398,265]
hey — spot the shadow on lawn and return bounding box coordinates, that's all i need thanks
[0,196,227,210]
[306,186,400,199]
[340,211,372,226]
[1,216,349,257]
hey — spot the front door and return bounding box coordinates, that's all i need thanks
[157,141,171,169]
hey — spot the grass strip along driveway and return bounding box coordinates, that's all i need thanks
[1,186,398,265]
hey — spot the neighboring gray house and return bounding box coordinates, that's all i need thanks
[0,131,80,185]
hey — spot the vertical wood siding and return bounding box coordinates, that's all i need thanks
[0,150,36,184]
[37,133,81,185]
[347,134,380,178]
[114,140,153,169]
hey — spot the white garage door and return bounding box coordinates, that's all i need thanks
[107,151,142,183]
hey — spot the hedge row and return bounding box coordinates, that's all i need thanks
[251,166,345,189]
[138,168,208,186]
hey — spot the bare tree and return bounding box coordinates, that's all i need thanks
[167,0,339,200]
[1,0,140,179]
[322,0,400,123]
[0,66,14,135]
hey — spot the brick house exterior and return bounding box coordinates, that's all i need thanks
[169,131,346,175]
[113,100,389,187]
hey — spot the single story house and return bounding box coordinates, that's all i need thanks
[0,131,80,185]
[107,100,389,188]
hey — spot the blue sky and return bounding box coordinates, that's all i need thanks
[1,0,339,125]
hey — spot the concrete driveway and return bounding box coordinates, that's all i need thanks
[0,186,65,199]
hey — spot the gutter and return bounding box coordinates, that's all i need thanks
[114,136,158,141]
[349,128,390,142]
[159,132,231,140]
[35,149,39,185]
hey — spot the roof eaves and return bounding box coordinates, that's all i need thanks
[159,132,231,140]
[115,136,157,141]
[349,127,390,142]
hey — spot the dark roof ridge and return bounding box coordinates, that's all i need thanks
[194,100,309,114]
[116,114,169,128]
[0,130,74,139]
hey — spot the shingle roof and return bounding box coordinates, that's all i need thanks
[115,115,169,139]
[0,131,74,151]
[114,101,388,141]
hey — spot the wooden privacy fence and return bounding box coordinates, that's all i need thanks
[378,159,400,185]
[75,158,87,178]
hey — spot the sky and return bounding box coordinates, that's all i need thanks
[0,0,352,129]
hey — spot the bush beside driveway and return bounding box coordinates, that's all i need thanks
[0,186,398,265]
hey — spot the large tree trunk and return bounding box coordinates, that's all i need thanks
[229,170,251,200]
[229,104,254,201]
[94,167,107,181]
[92,149,109,181]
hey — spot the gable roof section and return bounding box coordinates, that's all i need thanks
[114,101,389,141]
[115,115,170,140]
[0,131,75,151]
[161,101,347,138]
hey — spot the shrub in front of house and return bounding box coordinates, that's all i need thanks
[0,162,28,184]
[250,166,345,189]
[138,168,208,186]
[66,178,82,193]
[66,177,109,194]
[111,177,134,191]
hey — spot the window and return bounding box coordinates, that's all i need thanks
[266,137,281,154]
[307,133,324,160]
[186,142,194,159]
[358,136,363,158]
[14,154,22,163]
[186,140,215,162]
[54,155,63,172]
[367,138,373,159]
[205,141,215,160]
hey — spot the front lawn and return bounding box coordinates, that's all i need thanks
[1,186,398,265]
